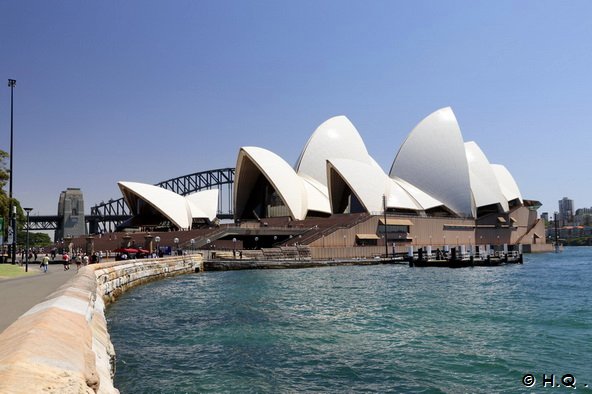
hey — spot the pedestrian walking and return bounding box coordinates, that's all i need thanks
[41,254,50,273]
[63,252,70,270]
[75,254,82,272]
[83,254,89,266]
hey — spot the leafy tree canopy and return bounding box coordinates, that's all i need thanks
[0,149,32,244]
[17,231,52,248]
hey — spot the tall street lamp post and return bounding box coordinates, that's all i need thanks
[24,208,32,272]
[155,236,160,257]
[383,194,388,259]
[8,79,16,264]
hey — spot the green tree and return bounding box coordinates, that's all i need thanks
[0,149,30,247]
[0,150,10,222]
[17,230,52,248]
[0,149,53,249]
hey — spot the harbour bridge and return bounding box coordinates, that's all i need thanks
[28,167,235,234]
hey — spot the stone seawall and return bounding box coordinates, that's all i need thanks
[0,256,203,394]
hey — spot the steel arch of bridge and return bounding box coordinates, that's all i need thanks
[89,167,235,233]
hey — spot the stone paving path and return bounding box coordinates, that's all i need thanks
[0,263,75,334]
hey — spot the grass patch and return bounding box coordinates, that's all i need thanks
[0,264,41,279]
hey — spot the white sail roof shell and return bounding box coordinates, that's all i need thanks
[185,189,219,222]
[295,116,373,186]
[391,177,443,211]
[391,177,444,210]
[384,180,425,211]
[118,181,193,229]
[465,142,509,212]
[328,158,390,213]
[300,175,331,214]
[236,147,308,220]
[328,159,425,212]
[390,107,475,217]
[491,164,523,204]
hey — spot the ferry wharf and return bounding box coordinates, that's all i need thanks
[204,256,407,271]
[407,246,524,268]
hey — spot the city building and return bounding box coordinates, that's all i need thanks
[541,212,549,223]
[574,208,592,226]
[558,197,574,225]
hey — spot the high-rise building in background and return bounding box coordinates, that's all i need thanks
[558,197,574,225]
[541,212,549,223]
[575,207,592,226]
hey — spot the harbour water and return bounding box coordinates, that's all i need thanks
[106,247,592,393]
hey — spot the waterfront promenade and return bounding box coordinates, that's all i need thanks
[0,264,73,333]
[0,256,203,393]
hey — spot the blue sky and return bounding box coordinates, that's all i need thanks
[1,1,590,219]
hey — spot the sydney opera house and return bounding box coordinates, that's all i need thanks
[116,107,549,258]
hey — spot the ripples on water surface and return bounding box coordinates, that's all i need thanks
[106,247,592,393]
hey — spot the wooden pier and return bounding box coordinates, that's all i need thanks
[407,248,523,268]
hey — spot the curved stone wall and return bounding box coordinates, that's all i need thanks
[0,255,203,394]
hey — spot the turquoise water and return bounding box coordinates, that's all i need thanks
[106,247,592,393]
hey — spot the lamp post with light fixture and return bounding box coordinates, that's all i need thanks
[383,194,388,259]
[24,208,32,272]
[155,236,160,257]
[8,79,16,264]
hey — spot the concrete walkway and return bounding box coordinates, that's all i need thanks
[0,264,75,334]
